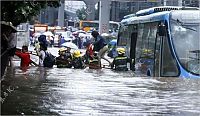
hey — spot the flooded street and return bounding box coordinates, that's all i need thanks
[2,0,200,115]
[1,48,200,115]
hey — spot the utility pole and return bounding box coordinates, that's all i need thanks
[99,0,110,34]
[199,0,200,8]
[39,10,42,23]
[58,0,65,27]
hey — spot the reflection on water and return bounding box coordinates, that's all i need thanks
[1,65,200,115]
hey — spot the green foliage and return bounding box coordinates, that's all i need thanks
[1,1,60,26]
[76,7,87,20]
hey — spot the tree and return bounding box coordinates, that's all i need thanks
[1,1,60,26]
[76,7,87,20]
[1,1,60,78]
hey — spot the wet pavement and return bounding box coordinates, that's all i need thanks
[1,47,200,115]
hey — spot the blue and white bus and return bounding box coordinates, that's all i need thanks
[117,6,200,78]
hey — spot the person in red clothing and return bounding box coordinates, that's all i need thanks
[86,42,94,58]
[15,46,37,68]
[84,42,101,69]
[84,42,94,64]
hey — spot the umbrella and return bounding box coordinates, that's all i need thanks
[64,37,72,41]
[76,30,86,34]
[61,42,78,49]
[109,39,117,45]
[33,32,41,37]
[78,33,86,38]
[43,31,54,36]
[101,33,110,37]
[29,28,34,31]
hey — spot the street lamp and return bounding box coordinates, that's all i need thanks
[178,0,182,6]
[163,0,167,6]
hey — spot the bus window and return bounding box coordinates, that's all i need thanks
[110,23,119,32]
[161,35,179,77]
[118,25,128,46]
[136,23,158,59]
[136,24,144,58]
[75,22,79,28]
[148,23,158,57]
[79,20,120,33]
[81,21,98,32]
[82,22,98,27]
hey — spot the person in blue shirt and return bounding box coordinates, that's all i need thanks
[91,31,111,66]
[107,40,117,58]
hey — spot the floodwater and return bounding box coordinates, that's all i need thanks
[1,47,200,115]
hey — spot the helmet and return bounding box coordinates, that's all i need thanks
[73,50,81,58]
[117,48,125,54]
[59,47,67,52]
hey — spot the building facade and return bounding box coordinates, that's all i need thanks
[111,0,199,22]
[37,0,199,25]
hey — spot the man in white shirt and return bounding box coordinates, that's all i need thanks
[36,43,47,67]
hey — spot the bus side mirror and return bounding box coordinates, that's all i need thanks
[158,24,166,36]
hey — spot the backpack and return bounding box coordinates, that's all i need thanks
[43,52,55,68]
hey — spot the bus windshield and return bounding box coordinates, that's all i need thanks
[170,20,200,75]
[80,20,120,33]
[82,22,98,28]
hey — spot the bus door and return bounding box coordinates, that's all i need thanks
[130,25,137,71]
[155,22,179,77]
[135,22,158,76]
[154,27,162,77]
[154,22,167,77]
